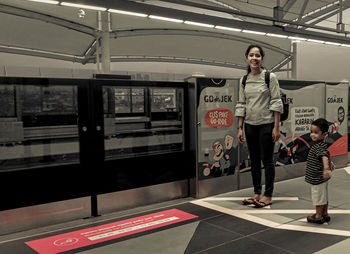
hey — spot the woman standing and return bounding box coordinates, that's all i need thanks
[235,45,283,208]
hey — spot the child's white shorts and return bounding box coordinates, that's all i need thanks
[311,181,329,206]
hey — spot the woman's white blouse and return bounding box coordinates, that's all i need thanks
[235,70,283,125]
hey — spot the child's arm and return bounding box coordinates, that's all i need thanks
[330,160,335,171]
[322,156,331,180]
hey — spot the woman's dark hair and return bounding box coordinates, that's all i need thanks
[312,118,329,133]
[245,44,265,73]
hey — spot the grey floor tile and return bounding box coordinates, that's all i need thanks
[257,214,297,224]
[0,241,35,254]
[328,185,350,207]
[329,169,350,181]
[268,198,313,210]
[203,199,254,211]
[337,200,350,209]
[274,179,310,198]
[184,221,242,254]
[204,214,269,236]
[251,228,348,254]
[205,236,293,254]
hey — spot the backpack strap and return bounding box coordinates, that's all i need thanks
[265,71,270,89]
[242,74,248,89]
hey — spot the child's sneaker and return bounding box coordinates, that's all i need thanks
[323,214,331,222]
[307,214,325,224]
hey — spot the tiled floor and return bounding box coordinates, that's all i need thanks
[1,167,350,254]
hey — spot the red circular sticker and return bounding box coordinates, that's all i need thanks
[204,108,233,128]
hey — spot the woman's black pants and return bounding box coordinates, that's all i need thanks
[244,122,275,197]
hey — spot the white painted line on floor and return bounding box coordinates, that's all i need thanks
[277,224,350,236]
[191,200,280,228]
[344,166,350,175]
[191,200,350,237]
[201,197,299,201]
[313,238,350,253]
[234,209,350,214]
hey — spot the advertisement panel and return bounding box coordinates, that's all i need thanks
[238,81,326,171]
[275,81,326,166]
[196,78,238,180]
[325,82,348,156]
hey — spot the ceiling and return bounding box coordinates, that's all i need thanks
[0,0,349,72]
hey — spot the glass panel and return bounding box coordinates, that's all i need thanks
[0,85,16,117]
[0,83,79,171]
[21,85,41,114]
[132,88,144,113]
[42,86,76,113]
[151,88,176,112]
[103,86,184,159]
[115,88,130,114]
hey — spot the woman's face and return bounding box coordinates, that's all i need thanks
[247,47,263,70]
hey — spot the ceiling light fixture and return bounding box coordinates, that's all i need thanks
[307,39,325,44]
[184,21,214,28]
[23,0,350,50]
[108,9,147,17]
[61,2,107,11]
[266,33,288,38]
[27,0,59,4]
[288,36,307,41]
[242,30,266,35]
[149,15,183,23]
[325,41,341,46]
[215,26,241,32]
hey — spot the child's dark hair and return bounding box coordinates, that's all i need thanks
[312,118,329,133]
[245,44,265,73]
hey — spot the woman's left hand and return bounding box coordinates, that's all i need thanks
[272,127,280,143]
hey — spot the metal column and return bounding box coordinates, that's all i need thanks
[291,42,297,79]
[98,11,111,74]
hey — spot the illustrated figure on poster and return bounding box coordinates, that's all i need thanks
[275,134,311,165]
[202,140,230,177]
[224,132,237,175]
[326,106,344,147]
[327,106,344,135]
[337,106,345,126]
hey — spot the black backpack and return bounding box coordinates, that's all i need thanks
[242,71,289,121]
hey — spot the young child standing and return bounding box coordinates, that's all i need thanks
[305,118,334,224]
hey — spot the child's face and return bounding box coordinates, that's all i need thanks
[310,125,327,142]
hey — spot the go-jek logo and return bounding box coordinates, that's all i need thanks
[204,95,232,103]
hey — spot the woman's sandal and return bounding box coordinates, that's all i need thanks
[254,200,272,208]
[242,198,256,205]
